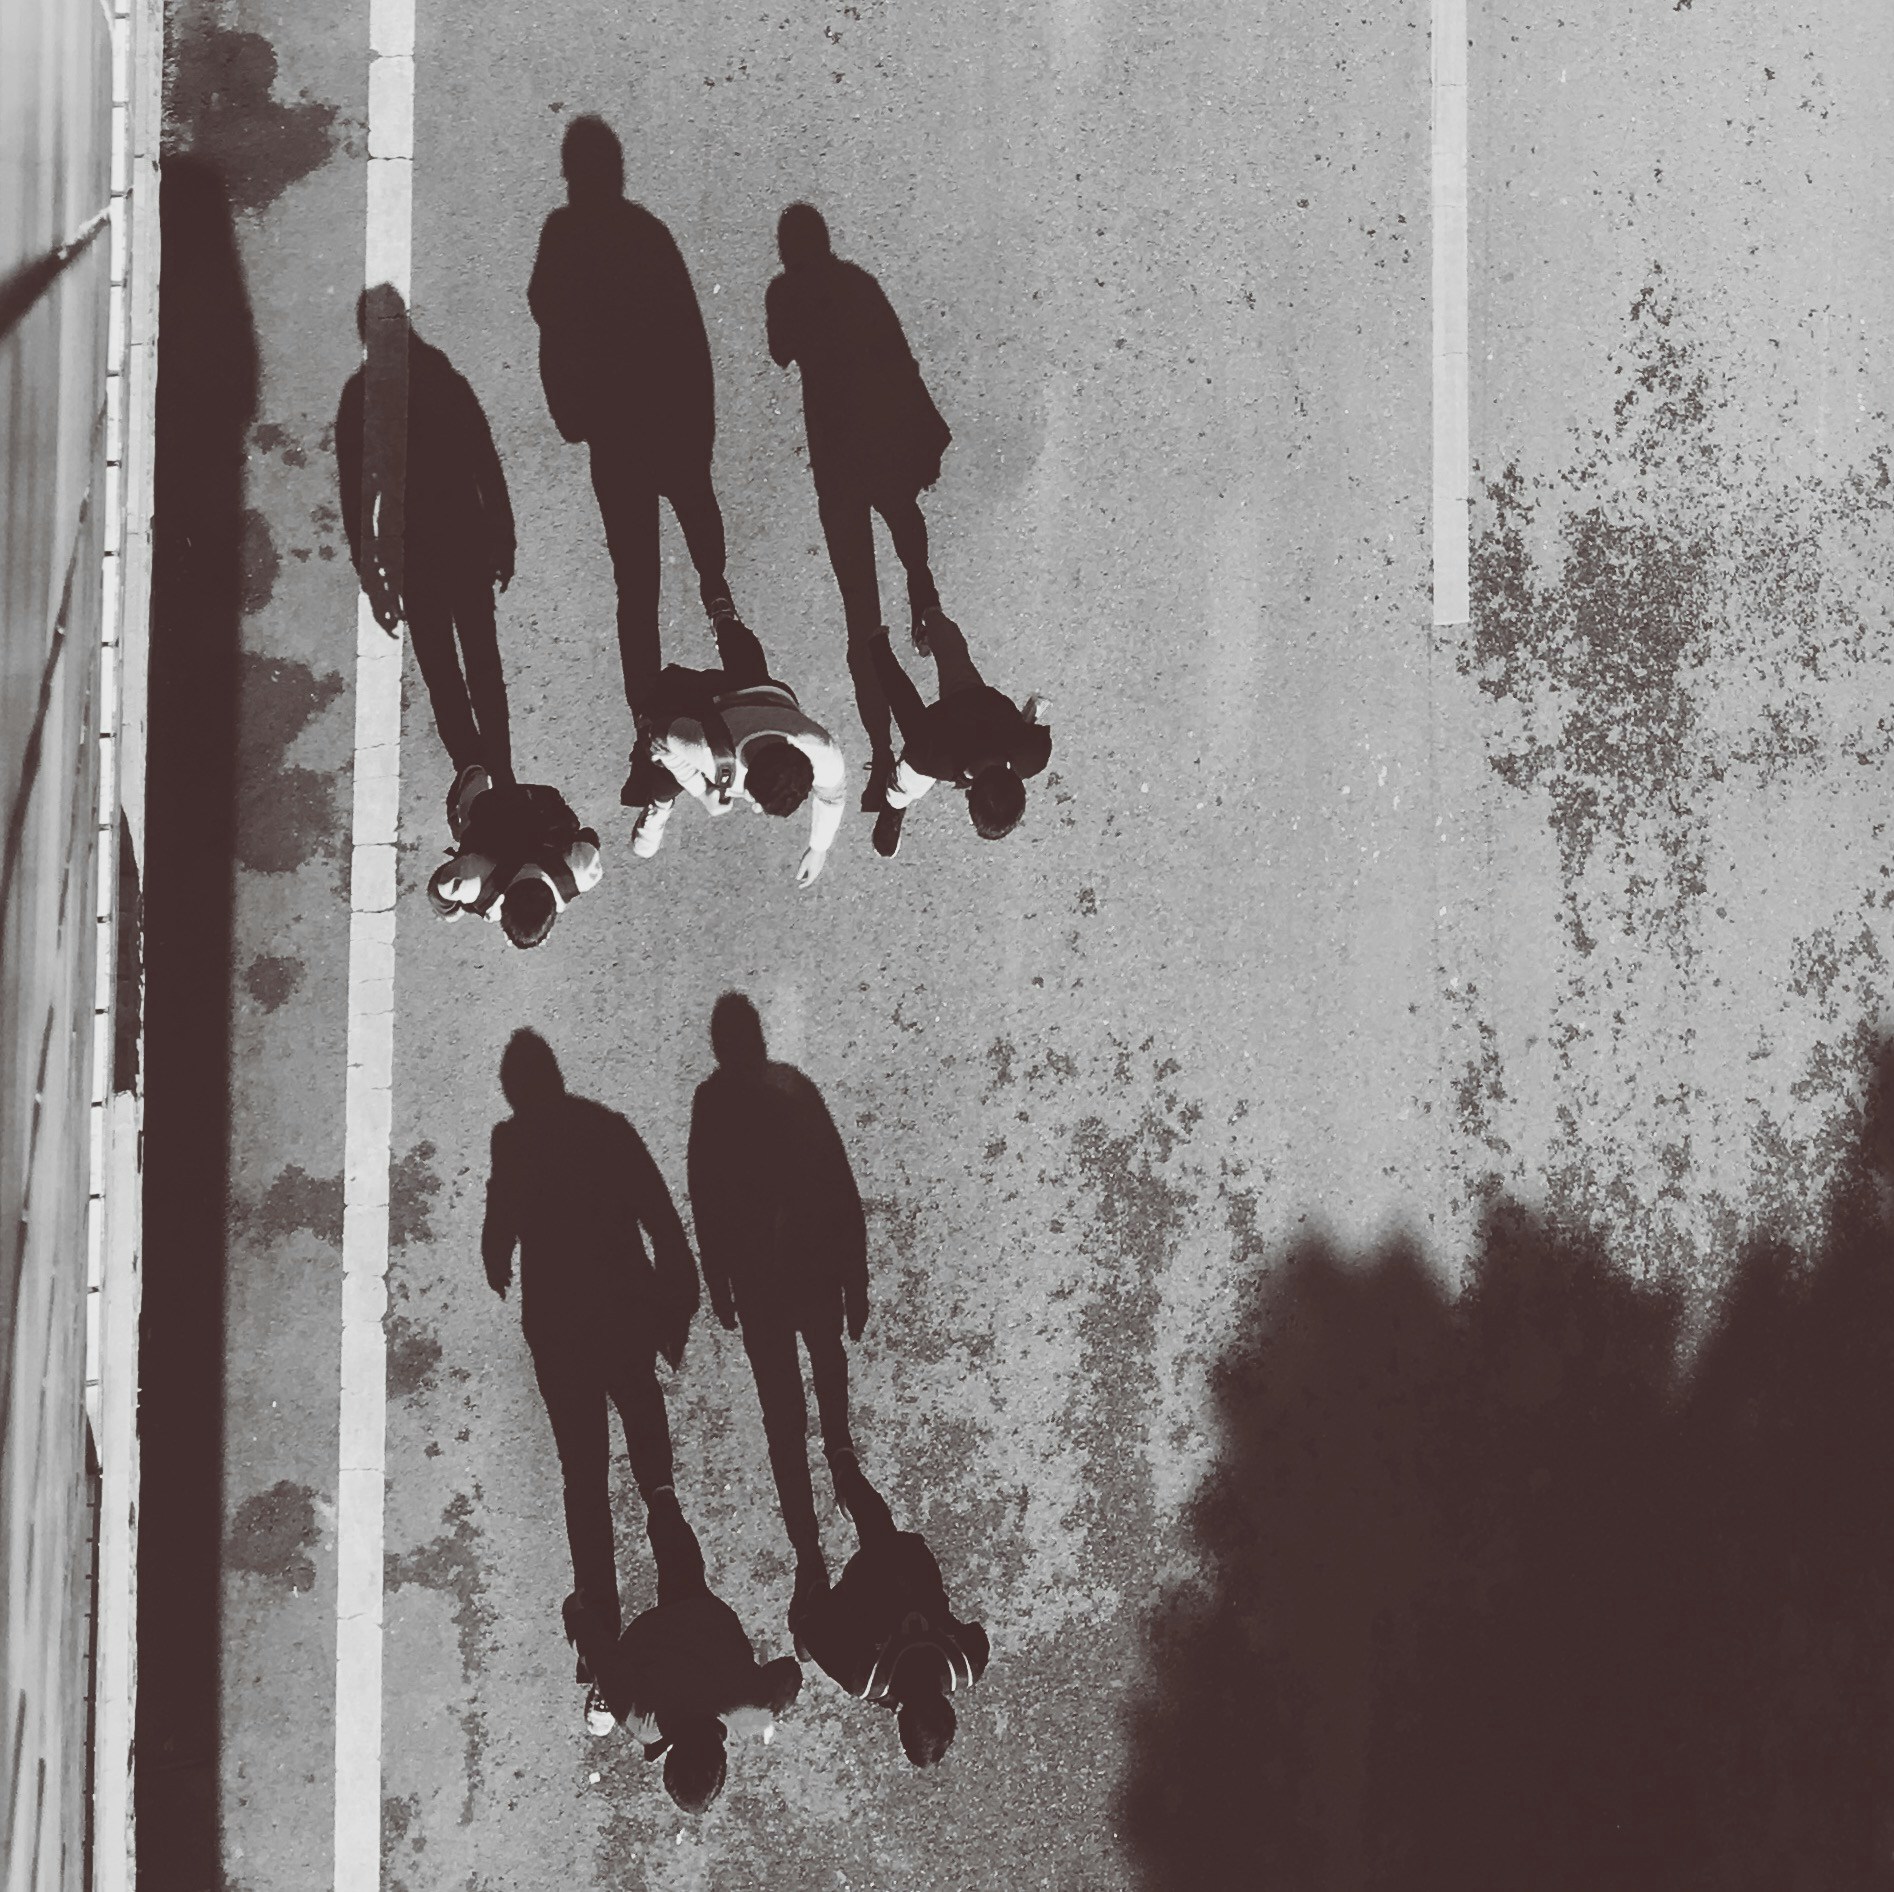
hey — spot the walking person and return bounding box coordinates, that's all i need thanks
[337,284,517,785]
[764,203,953,811]
[562,1491,803,1812]
[624,606,847,888]
[528,115,743,781]
[426,767,602,949]
[686,994,868,1623]
[794,1455,990,1768]
[482,1031,700,1705]
[866,614,1053,856]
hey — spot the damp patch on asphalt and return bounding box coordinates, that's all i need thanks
[243,952,304,1012]
[246,1162,344,1250]
[235,651,346,873]
[390,1141,442,1249]
[227,1480,320,1592]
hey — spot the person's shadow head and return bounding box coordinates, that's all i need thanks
[500,1027,566,1116]
[561,114,625,206]
[710,991,769,1070]
[777,202,833,272]
[355,280,407,344]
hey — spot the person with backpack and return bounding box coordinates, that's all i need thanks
[562,1491,803,1814]
[864,613,1053,857]
[791,1454,990,1768]
[426,765,602,949]
[623,603,846,887]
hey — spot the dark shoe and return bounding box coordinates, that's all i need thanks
[789,1560,829,1661]
[620,756,641,807]
[913,606,954,655]
[446,763,488,833]
[861,754,896,813]
[706,591,743,634]
[872,806,904,858]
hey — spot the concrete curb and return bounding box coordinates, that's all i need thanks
[86,1,164,1887]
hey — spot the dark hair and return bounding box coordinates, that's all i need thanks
[967,764,1025,840]
[561,115,624,200]
[746,739,815,817]
[500,875,557,948]
[896,1689,957,1768]
[663,1725,728,1812]
[777,202,832,270]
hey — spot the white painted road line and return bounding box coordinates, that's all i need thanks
[334,1,414,1886]
[1432,0,1470,627]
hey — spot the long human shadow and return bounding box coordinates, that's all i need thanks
[527,115,732,727]
[686,994,868,1598]
[135,151,256,1889]
[482,1031,698,1641]
[334,283,517,787]
[764,202,953,774]
[1118,1051,1894,1891]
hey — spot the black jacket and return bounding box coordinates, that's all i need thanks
[798,1532,989,1703]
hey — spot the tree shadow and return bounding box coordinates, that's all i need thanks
[1118,1051,1894,1892]
[136,150,257,1889]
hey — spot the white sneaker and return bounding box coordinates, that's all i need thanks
[630,799,672,858]
[584,1685,616,1737]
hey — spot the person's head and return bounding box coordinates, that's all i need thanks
[661,1720,728,1813]
[777,202,832,271]
[499,1028,564,1114]
[709,992,768,1069]
[499,875,558,949]
[745,737,815,818]
[561,114,625,204]
[966,763,1026,841]
[891,1652,957,1768]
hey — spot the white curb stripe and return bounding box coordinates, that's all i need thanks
[1431,0,1470,627]
[334,2,414,1883]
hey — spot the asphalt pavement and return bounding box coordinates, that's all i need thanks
[148,2,1894,1888]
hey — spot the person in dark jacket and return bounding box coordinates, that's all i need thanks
[483,1031,700,1674]
[336,285,517,784]
[527,115,741,773]
[686,994,868,1620]
[563,1491,802,1810]
[764,203,953,809]
[794,1455,990,1767]
[427,766,602,948]
[866,612,1053,856]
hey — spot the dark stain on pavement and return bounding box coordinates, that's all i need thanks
[385,1313,442,1402]
[1466,270,1894,955]
[166,9,340,212]
[387,1493,493,1823]
[248,1163,343,1250]
[238,506,278,615]
[242,951,303,1011]
[235,651,345,873]
[226,1481,319,1592]
[390,1141,442,1249]
[381,1791,422,1886]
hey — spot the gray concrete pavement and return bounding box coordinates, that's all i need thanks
[151,0,1894,1886]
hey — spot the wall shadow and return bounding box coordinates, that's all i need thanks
[134,152,256,1888]
[1118,1054,1894,1892]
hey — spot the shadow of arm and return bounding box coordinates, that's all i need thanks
[481,1124,518,1295]
[686,1089,739,1331]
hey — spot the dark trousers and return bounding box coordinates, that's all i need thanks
[740,1311,856,1566]
[406,569,512,781]
[588,441,730,718]
[815,476,941,762]
[621,611,775,810]
[533,1341,676,1637]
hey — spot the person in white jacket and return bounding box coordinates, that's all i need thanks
[624,602,847,887]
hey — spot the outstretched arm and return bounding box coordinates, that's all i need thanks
[481,1126,518,1296]
[764,275,797,369]
[686,1093,739,1330]
[465,388,516,588]
[625,1130,699,1353]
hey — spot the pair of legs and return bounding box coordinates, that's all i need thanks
[533,1340,676,1640]
[588,438,732,718]
[405,565,513,783]
[738,1309,856,1576]
[814,474,941,768]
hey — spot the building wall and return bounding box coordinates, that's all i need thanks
[0,2,127,1888]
